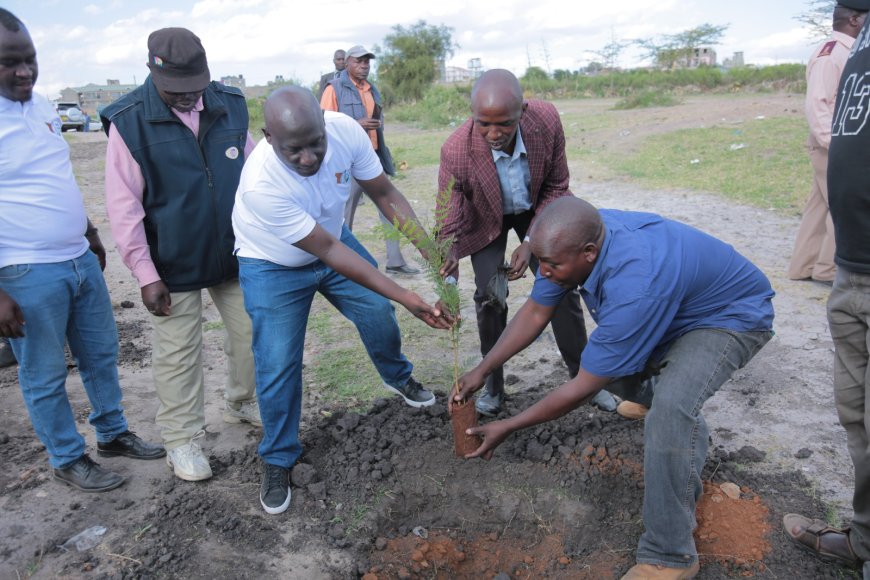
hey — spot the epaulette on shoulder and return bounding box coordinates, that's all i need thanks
[818,40,837,57]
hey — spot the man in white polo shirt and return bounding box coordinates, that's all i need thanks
[0,8,164,493]
[233,86,450,515]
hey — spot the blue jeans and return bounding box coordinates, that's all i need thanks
[0,251,128,468]
[607,328,772,567]
[238,226,413,468]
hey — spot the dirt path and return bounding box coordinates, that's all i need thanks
[0,94,856,579]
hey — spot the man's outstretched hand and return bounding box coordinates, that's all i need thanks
[399,291,455,329]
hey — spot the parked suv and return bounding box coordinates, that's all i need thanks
[55,102,86,132]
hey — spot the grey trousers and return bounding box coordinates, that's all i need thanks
[470,211,587,395]
[828,267,870,561]
[609,328,772,567]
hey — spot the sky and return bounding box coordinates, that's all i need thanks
[6,0,826,100]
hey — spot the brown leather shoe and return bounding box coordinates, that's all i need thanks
[783,513,861,568]
[617,400,649,420]
[621,561,699,579]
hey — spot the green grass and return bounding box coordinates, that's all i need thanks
[309,346,383,407]
[246,97,265,136]
[612,116,810,211]
[388,129,452,171]
[305,298,389,408]
[613,91,681,110]
[390,84,472,128]
[203,320,225,331]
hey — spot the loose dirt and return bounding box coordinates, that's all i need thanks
[0,94,858,579]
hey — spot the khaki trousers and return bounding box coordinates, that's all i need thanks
[788,142,836,282]
[151,279,255,449]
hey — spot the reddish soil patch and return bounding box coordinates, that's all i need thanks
[364,479,774,579]
[367,531,628,579]
[696,483,772,577]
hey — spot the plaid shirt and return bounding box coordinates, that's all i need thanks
[437,99,572,260]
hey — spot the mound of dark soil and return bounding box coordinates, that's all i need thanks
[47,381,847,579]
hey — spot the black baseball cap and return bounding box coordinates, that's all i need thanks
[147,28,211,93]
[838,0,870,11]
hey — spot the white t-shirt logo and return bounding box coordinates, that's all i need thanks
[335,169,350,184]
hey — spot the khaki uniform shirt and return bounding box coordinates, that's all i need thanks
[806,31,855,149]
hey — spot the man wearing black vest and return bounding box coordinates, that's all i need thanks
[784,3,870,578]
[320,44,419,276]
[318,49,345,98]
[101,28,259,483]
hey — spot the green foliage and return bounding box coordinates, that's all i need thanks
[376,20,456,105]
[390,83,471,128]
[515,64,806,99]
[246,97,265,135]
[796,0,835,41]
[613,90,682,109]
[523,66,550,82]
[637,23,729,69]
[381,181,463,388]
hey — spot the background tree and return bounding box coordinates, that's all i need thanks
[375,20,456,105]
[586,28,631,72]
[796,0,835,41]
[637,23,729,69]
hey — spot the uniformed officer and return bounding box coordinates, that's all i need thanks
[788,0,869,284]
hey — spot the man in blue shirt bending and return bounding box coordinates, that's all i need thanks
[450,196,774,580]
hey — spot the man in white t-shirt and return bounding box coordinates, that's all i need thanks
[233,86,450,515]
[0,8,164,493]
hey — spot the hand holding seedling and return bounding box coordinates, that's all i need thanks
[399,291,452,330]
[438,256,459,279]
[448,367,487,414]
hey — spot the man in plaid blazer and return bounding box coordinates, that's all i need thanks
[437,69,616,416]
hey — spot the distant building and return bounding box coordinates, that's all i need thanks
[722,51,745,69]
[440,58,484,83]
[59,79,137,115]
[467,58,483,79]
[443,66,473,83]
[220,74,246,89]
[682,47,717,68]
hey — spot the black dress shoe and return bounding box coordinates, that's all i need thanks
[53,454,125,492]
[386,264,420,276]
[97,431,166,460]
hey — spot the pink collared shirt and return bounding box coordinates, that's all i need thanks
[105,96,256,287]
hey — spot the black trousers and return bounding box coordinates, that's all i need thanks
[470,211,588,395]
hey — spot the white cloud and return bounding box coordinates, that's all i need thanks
[15,0,812,99]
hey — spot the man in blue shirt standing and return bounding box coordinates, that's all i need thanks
[451,197,774,580]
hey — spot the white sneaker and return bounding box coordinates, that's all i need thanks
[166,431,212,481]
[223,399,262,427]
